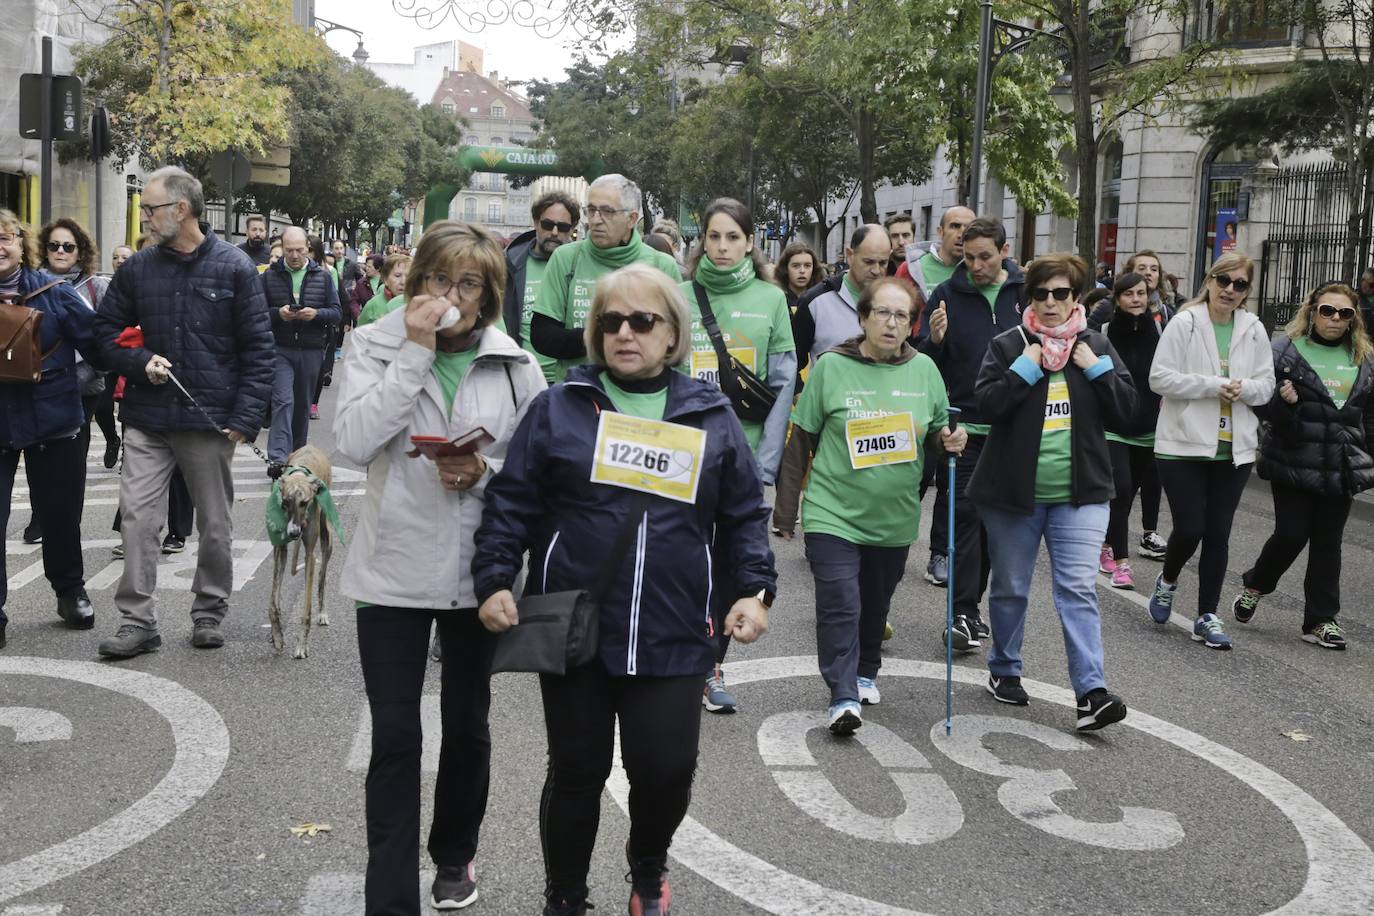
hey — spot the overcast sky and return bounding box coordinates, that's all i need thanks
[315,0,625,88]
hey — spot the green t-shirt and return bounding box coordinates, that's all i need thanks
[1294,337,1359,408]
[600,372,668,420]
[432,345,480,416]
[1105,430,1155,448]
[1157,317,1235,463]
[521,256,561,384]
[978,280,1003,315]
[1034,370,1073,503]
[792,350,949,547]
[357,292,405,327]
[531,232,683,377]
[678,257,795,453]
[288,265,307,300]
[919,251,957,291]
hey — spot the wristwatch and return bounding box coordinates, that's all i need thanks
[752,588,775,609]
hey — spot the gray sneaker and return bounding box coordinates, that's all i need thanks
[925,555,948,587]
[98,624,162,658]
[191,618,225,649]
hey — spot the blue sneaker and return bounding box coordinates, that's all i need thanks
[702,665,737,714]
[1192,613,1233,650]
[857,676,881,705]
[827,700,862,736]
[1148,574,1177,624]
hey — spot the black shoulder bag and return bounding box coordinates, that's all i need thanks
[490,491,651,675]
[691,281,777,423]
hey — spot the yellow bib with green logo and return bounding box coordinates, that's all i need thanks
[846,412,918,469]
[590,412,706,504]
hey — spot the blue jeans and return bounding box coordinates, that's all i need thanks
[268,346,324,463]
[979,502,1109,698]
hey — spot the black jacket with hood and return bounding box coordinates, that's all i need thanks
[502,229,537,345]
[1100,304,1165,438]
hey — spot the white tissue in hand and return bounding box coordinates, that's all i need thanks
[437,306,461,331]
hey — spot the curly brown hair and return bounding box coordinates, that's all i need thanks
[39,217,97,278]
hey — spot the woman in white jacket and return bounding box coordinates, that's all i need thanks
[335,221,546,914]
[1147,252,1275,650]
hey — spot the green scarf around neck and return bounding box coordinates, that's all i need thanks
[266,469,346,549]
[585,228,646,270]
[694,252,756,295]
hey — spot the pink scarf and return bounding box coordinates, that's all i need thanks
[1023,303,1087,372]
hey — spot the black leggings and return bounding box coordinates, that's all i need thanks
[1106,441,1161,559]
[1242,482,1352,631]
[1157,459,1252,616]
[539,664,702,904]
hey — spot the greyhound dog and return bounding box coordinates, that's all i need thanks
[267,444,335,659]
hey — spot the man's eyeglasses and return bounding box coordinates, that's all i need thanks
[139,201,178,217]
[46,242,77,254]
[585,205,629,221]
[1211,274,1251,293]
[1317,303,1357,320]
[425,273,485,300]
[1030,287,1074,302]
[597,310,664,334]
[869,308,912,325]
[540,218,574,233]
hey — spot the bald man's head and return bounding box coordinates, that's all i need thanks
[939,207,976,262]
[281,227,309,270]
[845,224,893,290]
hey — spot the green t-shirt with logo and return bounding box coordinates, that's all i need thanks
[431,345,480,416]
[919,252,957,291]
[1034,370,1073,503]
[531,231,683,378]
[678,256,795,453]
[792,350,949,547]
[521,256,561,383]
[600,372,668,420]
[1294,337,1359,408]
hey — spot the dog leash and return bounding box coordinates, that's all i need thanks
[165,369,278,472]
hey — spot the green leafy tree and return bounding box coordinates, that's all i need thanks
[72,0,326,164]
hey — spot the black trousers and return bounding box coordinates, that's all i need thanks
[112,467,194,540]
[1106,441,1162,559]
[1242,482,1352,631]
[0,433,87,625]
[538,664,702,904]
[357,606,496,916]
[314,329,340,404]
[930,433,990,618]
[1157,459,1252,616]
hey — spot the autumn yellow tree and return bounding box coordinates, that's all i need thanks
[73,0,327,164]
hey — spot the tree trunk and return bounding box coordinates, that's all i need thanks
[157,0,173,96]
[1070,1,1099,266]
[812,200,829,253]
[857,107,878,225]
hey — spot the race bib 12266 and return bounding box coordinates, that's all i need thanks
[591,412,707,503]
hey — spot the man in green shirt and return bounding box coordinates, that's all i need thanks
[502,191,581,383]
[897,205,975,314]
[529,174,682,376]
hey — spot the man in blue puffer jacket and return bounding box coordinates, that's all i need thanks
[93,166,274,658]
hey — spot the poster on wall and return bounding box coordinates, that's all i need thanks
[1214,208,1238,259]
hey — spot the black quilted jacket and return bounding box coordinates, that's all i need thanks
[1258,335,1374,497]
[94,227,274,438]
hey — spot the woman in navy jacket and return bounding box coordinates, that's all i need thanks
[0,210,101,648]
[473,263,776,916]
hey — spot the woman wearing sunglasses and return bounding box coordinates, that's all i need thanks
[1230,283,1374,649]
[474,263,775,916]
[967,253,1136,730]
[1147,252,1275,649]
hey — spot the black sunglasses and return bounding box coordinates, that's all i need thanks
[597,311,664,334]
[1029,286,1074,302]
[1211,274,1251,293]
[539,218,574,233]
[46,241,77,253]
[1317,303,1357,320]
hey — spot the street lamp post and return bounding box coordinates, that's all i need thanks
[314,17,370,66]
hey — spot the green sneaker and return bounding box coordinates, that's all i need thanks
[1302,621,1347,650]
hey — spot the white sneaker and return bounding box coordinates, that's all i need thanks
[857,676,881,705]
[827,700,862,736]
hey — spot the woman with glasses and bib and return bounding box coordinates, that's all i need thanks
[1147,252,1275,650]
[474,262,775,916]
[967,254,1137,731]
[1230,283,1374,649]
[778,277,964,735]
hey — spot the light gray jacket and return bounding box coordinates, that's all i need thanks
[336,309,546,609]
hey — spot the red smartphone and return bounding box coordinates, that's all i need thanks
[407,427,494,459]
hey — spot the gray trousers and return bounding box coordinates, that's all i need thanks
[268,346,324,463]
[115,426,236,629]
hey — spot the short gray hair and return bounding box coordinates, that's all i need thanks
[584,263,691,369]
[590,173,640,213]
[146,165,204,219]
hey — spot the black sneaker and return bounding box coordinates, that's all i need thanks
[0,621,7,650]
[987,674,1029,706]
[543,896,592,916]
[431,862,477,910]
[1076,688,1127,731]
[103,436,121,469]
[98,624,162,658]
[191,618,225,649]
[22,520,41,544]
[1231,590,1260,624]
[943,615,981,652]
[57,589,95,630]
[161,535,186,554]
[972,617,992,641]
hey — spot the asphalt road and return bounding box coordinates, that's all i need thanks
[3,341,1372,915]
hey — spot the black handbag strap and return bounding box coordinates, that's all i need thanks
[589,491,651,603]
[691,281,742,395]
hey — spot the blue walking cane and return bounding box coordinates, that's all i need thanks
[944,407,961,736]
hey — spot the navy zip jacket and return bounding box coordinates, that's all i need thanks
[915,259,1025,426]
[262,258,342,350]
[472,365,777,677]
[95,228,274,439]
[0,268,100,449]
